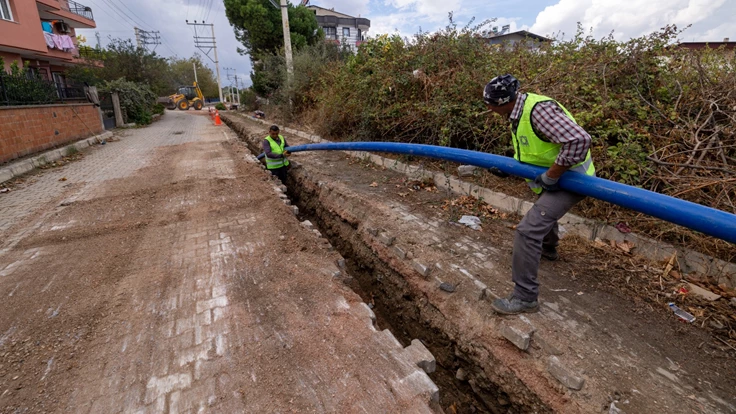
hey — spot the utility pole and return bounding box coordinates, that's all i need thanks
[193,62,198,83]
[234,72,240,105]
[279,0,294,78]
[135,28,162,52]
[134,27,141,49]
[187,20,223,104]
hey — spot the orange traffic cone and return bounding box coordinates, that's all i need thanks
[214,110,222,126]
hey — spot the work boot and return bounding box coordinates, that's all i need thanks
[541,247,559,261]
[491,295,539,315]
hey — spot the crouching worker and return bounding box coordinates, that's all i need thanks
[483,74,595,315]
[263,125,290,183]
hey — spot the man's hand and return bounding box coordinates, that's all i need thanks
[534,172,561,192]
[282,150,290,157]
[488,167,510,178]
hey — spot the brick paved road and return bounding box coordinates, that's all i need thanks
[0,111,439,413]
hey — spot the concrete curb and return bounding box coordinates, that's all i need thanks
[235,115,736,287]
[0,131,113,185]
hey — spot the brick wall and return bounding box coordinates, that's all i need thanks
[0,104,103,164]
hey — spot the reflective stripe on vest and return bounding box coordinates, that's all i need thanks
[264,135,290,170]
[511,93,595,193]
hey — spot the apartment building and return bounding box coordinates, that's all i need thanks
[307,5,370,50]
[0,0,96,84]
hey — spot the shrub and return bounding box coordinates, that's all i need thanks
[152,103,165,115]
[215,102,227,111]
[240,88,258,111]
[99,79,156,125]
[292,24,735,218]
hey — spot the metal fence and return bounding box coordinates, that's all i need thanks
[0,74,86,106]
[63,0,94,20]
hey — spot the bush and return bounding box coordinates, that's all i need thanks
[240,88,258,111]
[99,79,156,125]
[152,103,165,115]
[293,25,736,218]
[215,102,227,111]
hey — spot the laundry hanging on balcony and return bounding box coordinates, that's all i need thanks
[44,33,76,52]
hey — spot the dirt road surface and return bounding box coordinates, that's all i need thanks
[0,111,440,413]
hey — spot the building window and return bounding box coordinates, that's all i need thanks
[342,27,350,38]
[0,0,13,21]
[323,26,336,39]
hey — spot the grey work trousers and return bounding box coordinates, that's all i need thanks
[512,190,585,302]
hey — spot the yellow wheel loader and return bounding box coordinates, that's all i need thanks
[166,82,204,111]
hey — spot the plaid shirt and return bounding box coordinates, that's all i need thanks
[509,93,591,167]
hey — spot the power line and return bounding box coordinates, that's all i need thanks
[98,0,140,27]
[112,0,155,31]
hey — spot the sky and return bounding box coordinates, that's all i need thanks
[78,0,735,88]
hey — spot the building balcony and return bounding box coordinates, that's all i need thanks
[37,0,95,28]
[63,0,94,20]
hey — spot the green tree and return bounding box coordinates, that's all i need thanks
[65,39,171,95]
[224,0,322,92]
[224,0,321,56]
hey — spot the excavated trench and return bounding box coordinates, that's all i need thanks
[285,175,514,413]
[223,116,552,413]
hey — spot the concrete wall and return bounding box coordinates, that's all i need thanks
[0,103,103,164]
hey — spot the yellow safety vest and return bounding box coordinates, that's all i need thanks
[264,135,290,170]
[511,93,595,193]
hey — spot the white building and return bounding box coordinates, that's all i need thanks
[307,5,370,50]
[486,30,551,50]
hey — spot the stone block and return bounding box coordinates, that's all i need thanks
[366,227,379,236]
[413,261,430,278]
[390,371,440,404]
[291,205,299,215]
[548,356,585,390]
[458,165,478,177]
[0,168,12,183]
[336,258,346,268]
[499,321,533,351]
[393,245,407,259]
[402,339,437,374]
[300,220,314,230]
[378,232,395,246]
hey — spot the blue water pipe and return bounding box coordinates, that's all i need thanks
[258,142,736,244]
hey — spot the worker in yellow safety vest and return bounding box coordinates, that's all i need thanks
[263,125,290,183]
[483,74,596,315]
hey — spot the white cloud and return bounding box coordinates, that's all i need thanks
[386,0,460,18]
[530,0,734,41]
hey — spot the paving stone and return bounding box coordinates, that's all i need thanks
[377,232,395,246]
[291,205,299,215]
[402,339,436,374]
[413,261,430,278]
[548,356,585,390]
[457,165,479,177]
[392,245,406,259]
[499,321,533,351]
